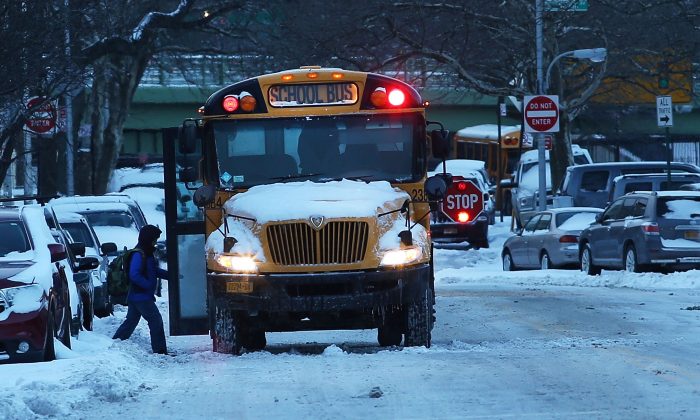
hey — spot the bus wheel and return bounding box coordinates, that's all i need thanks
[404,289,433,348]
[213,305,242,355]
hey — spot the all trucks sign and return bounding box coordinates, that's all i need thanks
[440,177,484,223]
[524,95,560,133]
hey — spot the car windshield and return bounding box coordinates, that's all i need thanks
[212,113,424,187]
[656,197,700,219]
[83,211,137,229]
[556,211,600,230]
[62,222,97,248]
[0,221,31,257]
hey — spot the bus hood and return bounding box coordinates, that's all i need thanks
[222,179,411,223]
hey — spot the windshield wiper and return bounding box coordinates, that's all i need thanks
[269,173,324,181]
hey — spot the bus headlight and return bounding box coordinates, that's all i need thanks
[215,254,258,273]
[380,247,422,267]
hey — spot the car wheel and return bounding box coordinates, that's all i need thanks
[624,245,641,273]
[540,252,551,270]
[580,244,601,276]
[42,307,57,362]
[83,295,94,331]
[502,251,517,271]
[60,304,72,349]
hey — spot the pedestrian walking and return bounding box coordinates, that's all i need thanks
[113,224,169,354]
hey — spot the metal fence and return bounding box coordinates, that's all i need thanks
[576,135,700,166]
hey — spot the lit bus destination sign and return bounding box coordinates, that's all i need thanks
[268,83,358,107]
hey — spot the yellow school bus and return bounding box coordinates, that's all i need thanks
[164,66,449,354]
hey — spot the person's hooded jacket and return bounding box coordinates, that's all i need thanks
[128,225,168,302]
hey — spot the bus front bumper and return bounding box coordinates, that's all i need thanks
[207,264,431,314]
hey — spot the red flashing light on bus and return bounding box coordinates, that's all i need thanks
[457,211,470,223]
[457,182,467,191]
[222,95,239,112]
[388,89,405,106]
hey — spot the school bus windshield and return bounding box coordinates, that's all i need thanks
[211,113,425,188]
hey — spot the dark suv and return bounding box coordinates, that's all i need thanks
[579,191,700,274]
[0,205,74,362]
[557,161,700,209]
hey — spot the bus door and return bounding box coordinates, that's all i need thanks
[162,127,208,335]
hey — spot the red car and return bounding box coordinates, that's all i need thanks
[0,205,74,363]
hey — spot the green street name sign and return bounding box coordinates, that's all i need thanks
[545,0,589,12]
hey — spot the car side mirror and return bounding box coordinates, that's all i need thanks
[100,242,118,255]
[516,228,523,236]
[48,243,66,263]
[75,256,100,272]
[595,213,604,223]
[179,123,199,154]
[430,129,450,160]
[68,242,86,257]
[500,179,517,189]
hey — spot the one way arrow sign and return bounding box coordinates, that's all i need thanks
[657,96,673,127]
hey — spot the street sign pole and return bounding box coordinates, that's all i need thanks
[656,95,673,185]
[536,0,546,211]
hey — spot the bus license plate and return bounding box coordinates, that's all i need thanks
[226,281,252,293]
[685,230,700,240]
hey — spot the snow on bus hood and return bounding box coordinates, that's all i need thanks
[223,180,411,223]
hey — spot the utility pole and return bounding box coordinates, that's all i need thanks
[536,0,547,211]
[64,0,74,195]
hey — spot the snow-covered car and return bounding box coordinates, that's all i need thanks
[430,159,496,224]
[504,144,592,228]
[0,206,75,362]
[49,197,144,253]
[580,191,700,275]
[502,207,602,271]
[609,172,700,203]
[55,212,116,319]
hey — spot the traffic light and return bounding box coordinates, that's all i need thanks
[658,61,670,90]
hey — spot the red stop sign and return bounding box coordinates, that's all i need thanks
[440,177,484,223]
[25,97,56,134]
[524,95,559,133]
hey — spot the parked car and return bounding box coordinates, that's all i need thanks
[49,198,143,252]
[55,211,117,318]
[502,145,593,227]
[609,172,700,203]
[50,229,100,331]
[502,207,602,271]
[556,161,700,209]
[0,205,74,362]
[579,191,700,275]
[430,160,496,224]
[680,183,700,192]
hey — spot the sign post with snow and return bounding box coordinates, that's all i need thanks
[523,95,560,133]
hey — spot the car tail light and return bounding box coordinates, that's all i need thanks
[642,222,660,235]
[559,235,578,243]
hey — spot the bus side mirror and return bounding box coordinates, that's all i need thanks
[179,124,199,154]
[430,129,450,160]
[180,167,198,183]
[425,175,449,200]
[193,185,217,207]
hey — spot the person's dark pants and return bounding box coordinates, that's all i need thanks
[113,300,167,354]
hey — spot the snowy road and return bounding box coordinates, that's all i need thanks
[3,220,700,419]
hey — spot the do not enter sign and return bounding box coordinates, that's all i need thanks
[524,95,559,133]
[440,177,484,223]
[25,97,57,134]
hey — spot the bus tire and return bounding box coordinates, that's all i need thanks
[404,288,433,348]
[213,304,242,355]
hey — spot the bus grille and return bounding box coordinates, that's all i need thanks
[267,221,369,265]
